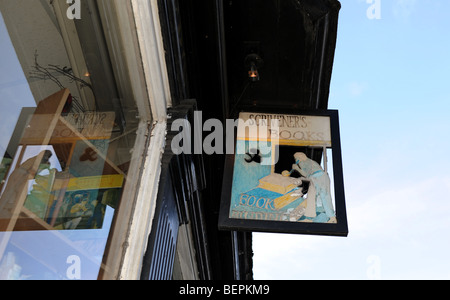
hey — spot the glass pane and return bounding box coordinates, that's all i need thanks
[0,1,139,280]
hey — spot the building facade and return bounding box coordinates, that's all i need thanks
[0,0,340,280]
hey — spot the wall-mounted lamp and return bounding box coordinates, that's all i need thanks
[248,63,259,81]
[245,54,263,82]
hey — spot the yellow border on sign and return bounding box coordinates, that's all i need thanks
[67,174,124,191]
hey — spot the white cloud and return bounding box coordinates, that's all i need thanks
[253,233,340,279]
[392,0,418,21]
[348,81,368,97]
[253,175,450,279]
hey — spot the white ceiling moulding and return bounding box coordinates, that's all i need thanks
[131,0,172,122]
[83,0,171,280]
[96,0,153,122]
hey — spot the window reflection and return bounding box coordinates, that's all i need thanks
[0,0,137,280]
[0,88,124,279]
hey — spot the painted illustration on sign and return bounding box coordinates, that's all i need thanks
[229,112,336,224]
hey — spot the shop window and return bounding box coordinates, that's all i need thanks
[0,1,144,280]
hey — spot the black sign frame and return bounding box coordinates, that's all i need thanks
[218,109,348,237]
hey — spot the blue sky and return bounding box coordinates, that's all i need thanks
[253,0,450,280]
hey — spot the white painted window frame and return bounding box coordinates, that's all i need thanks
[94,0,171,280]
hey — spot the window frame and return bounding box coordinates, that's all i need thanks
[83,0,171,280]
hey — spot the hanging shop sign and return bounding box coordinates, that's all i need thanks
[219,110,348,236]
